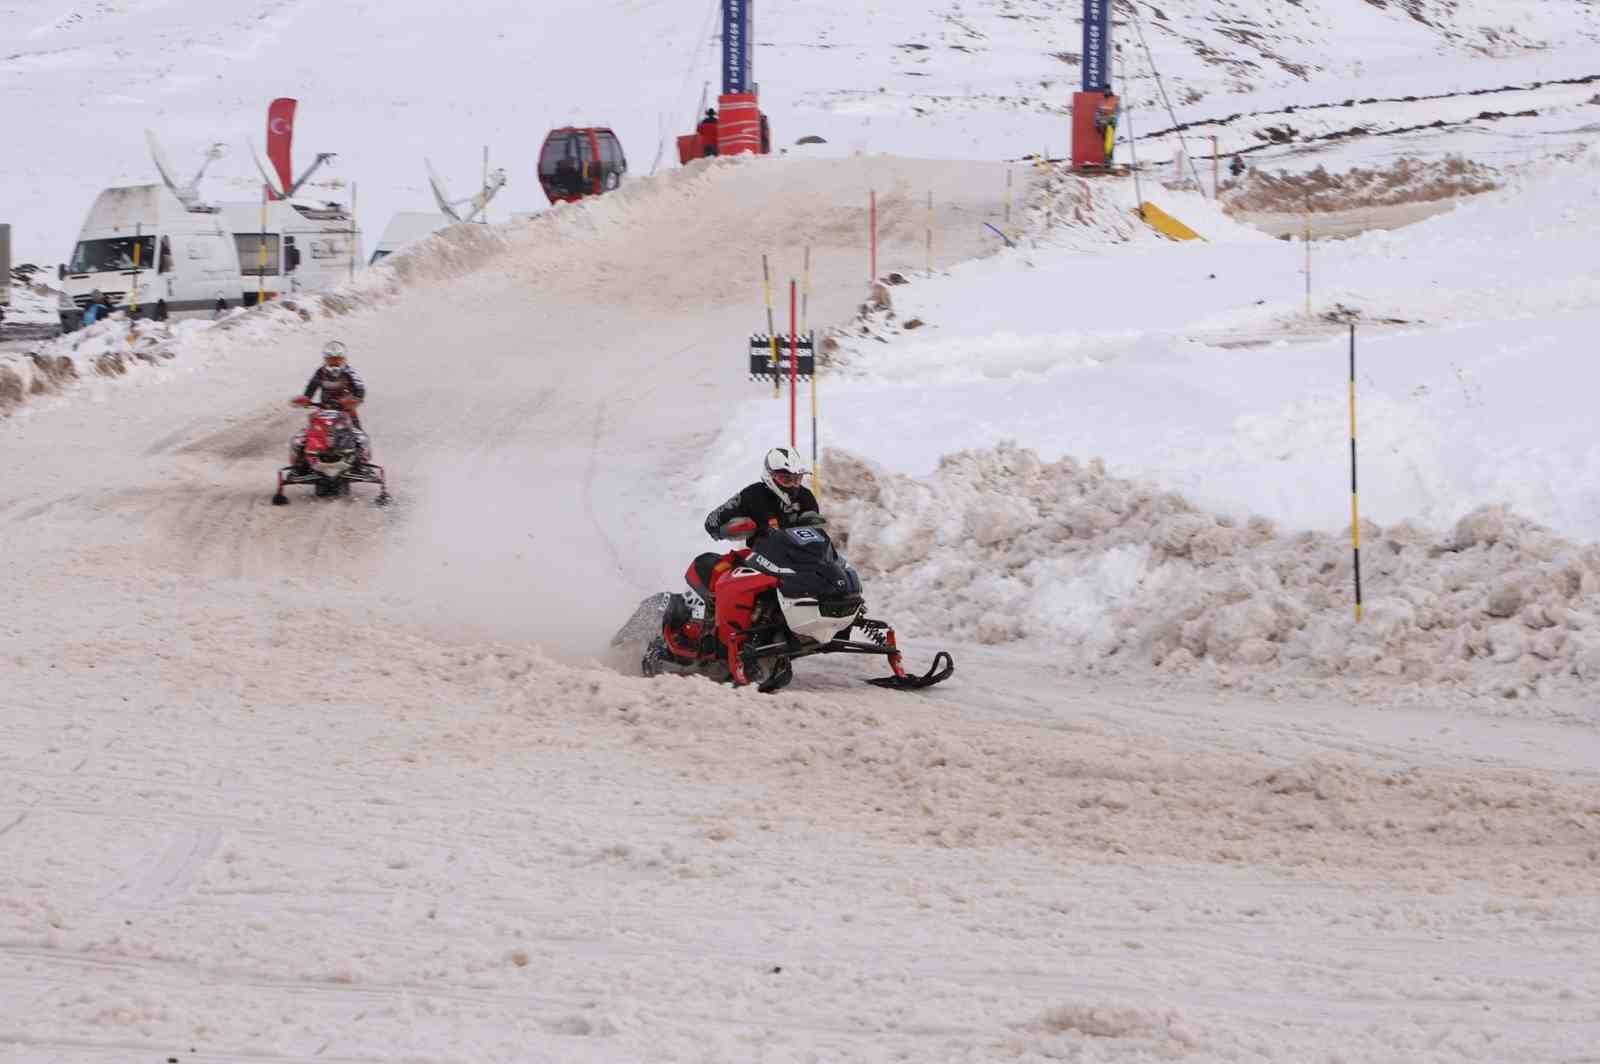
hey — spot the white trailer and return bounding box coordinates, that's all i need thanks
[58,187,363,332]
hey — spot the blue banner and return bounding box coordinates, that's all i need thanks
[722,0,751,95]
[1082,0,1111,92]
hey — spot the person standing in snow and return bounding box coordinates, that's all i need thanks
[698,108,720,158]
[1229,155,1246,178]
[81,290,111,327]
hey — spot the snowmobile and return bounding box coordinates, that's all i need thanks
[271,396,390,506]
[619,523,953,693]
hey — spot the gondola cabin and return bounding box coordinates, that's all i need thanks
[537,127,627,204]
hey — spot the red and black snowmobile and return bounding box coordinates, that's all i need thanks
[621,521,953,693]
[271,396,390,507]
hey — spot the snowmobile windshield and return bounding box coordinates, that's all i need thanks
[68,236,156,275]
[749,528,863,602]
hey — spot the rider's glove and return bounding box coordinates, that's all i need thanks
[795,511,827,527]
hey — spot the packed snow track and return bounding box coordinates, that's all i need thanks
[3,157,1598,1062]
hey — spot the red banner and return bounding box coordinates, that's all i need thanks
[266,97,297,200]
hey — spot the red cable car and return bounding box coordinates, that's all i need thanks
[537,127,627,204]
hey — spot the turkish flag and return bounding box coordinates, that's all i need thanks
[266,98,297,200]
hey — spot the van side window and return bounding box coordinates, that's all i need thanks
[235,233,281,276]
[158,236,174,275]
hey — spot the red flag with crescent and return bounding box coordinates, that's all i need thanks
[266,97,297,200]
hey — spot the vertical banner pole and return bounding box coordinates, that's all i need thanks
[1350,323,1363,623]
[925,190,933,276]
[1212,135,1220,198]
[761,254,780,399]
[259,186,268,307]
[131,222,142,317]
[869,189,878,284]
[789,279,798,449]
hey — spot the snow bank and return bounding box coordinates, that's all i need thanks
[827,445,1600,705]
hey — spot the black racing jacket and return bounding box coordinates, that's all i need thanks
[303,365,366,406]
[705,482,821,544]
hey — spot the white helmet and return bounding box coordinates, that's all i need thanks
[762,446,807,503]
[321,340,348,365]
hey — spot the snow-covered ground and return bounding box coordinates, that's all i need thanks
[5,2,1600,1061]
[5,0,1600,262]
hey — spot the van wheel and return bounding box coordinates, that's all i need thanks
[604,171,621,191]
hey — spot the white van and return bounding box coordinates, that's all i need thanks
[368,212,451,266]
[58,186,363,331]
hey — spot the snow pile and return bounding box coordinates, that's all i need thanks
[1,316,192,415]
[1221,154,1501,212]
[827,445,1600,703]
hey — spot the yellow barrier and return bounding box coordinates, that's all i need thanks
[1136,202,1203,242]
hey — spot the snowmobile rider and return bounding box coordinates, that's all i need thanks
[303,340,366,424]
[683,446,823,649]
[292,340,371,470]
[705,446,821,545]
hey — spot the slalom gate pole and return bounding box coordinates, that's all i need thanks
[1304,195,1313,318]
[869,189,878,284]
[258,186,267,306]
[1212,135,1220,198]
[1004,165,1013,243]
[1120,44,1144,218]
[1349,323,1363,623]
[761,254,780,399]
[349,182,358,283]
[804,247,820,496]
[801,246,811,334]
[789,280,798,449]
[1043,153,1053,229]
[925,190,933,275]
[131,223,142,317]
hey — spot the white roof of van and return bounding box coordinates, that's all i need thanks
[375,212,452,251]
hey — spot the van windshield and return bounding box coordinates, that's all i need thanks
[68,236,156,275]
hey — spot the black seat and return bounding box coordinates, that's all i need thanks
[687,552,723,595]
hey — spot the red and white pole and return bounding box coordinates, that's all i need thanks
[788,279,798,448]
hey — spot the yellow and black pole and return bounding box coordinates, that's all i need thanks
[130,222,142,318]
[761,254,780,399]
[259,186,268,307]
[1349,323,1363,622]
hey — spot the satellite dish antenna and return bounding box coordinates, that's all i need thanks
[426,156,507,224]
[249,139,339,199]
[146,131,225,210]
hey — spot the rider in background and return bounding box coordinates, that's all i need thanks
[293,340,371,469]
